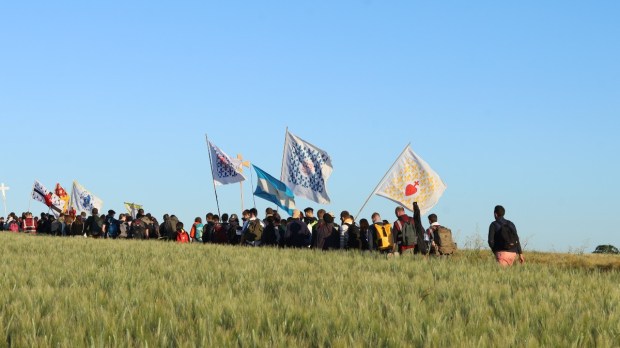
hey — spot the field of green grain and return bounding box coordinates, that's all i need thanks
[0,233,618,347]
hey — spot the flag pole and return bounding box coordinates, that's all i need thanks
[354,143,410,220]
[68,181,74,214]
[205,134,222,217]
[28,181,36,213]
[250,163,257,209]
[280,127,288,182]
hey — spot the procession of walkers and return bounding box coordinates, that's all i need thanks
[1,203,525,266]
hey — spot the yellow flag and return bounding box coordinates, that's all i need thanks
[374,145,447,215]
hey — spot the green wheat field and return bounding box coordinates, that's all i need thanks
[1,233,618,347]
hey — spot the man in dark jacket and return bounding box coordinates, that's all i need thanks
[311,210,338,250]
[488,205,525,266]
[84,208,104,238]
[284,210,311,248]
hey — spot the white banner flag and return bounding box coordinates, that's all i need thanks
[31,180,64,215]
[71,181,103,215]
[207,139,246,186]
[281,130,333,204]
[374,145,447,215]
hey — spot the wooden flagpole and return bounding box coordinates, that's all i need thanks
[28,180,36,213]
[354,143,410,220]
[237,154,250,212]
[250,163,256,209]
[205,134,222,217]
[0,183,9,217]
[275,126,289,214]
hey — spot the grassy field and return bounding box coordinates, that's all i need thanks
[0,233,618,347]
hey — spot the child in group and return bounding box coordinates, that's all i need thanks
[176,222,190,243]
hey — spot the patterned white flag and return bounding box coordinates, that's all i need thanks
[207,139,246,186]
[31,180,64,215]
[71,181,103,215]
[281,130,333,204]
[374,145,447,215]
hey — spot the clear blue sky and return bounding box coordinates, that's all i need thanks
[1,1,618,252]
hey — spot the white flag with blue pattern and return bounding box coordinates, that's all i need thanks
[281,130,333,204]
[71,181,103,215]
[207,139,246,186]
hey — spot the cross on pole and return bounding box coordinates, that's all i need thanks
[0,183,9,217]
[237,154,251,212]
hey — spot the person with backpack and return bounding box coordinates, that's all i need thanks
[311,211,338,250]
[84,208,104,238]
[304,207,318,231]
[6,213,20,232]
[283,210,311,248]
[130,212,149,239]
[260,215,278,246]
[104,210,120,239]
[202,213,215,243]
[488,205,524,266]
[393,206,415,254]
[22,212,37,234]
[146,214,160,239]
[176,222,190,243]
[241,208,264,247]
[427,213,457,256]
[211,215,229,244]
[228,214,242,245]
[189,217,204,243]
[342,213,362,250]
[164,214,179,241]
[118,214,130,238]
[370,213,394,254]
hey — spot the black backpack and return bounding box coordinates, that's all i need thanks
[202,222,214,243]
[261,222,278,246]
[497,222,519,250]
[346,223,362,250]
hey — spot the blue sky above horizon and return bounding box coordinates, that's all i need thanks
[1,1,618,251]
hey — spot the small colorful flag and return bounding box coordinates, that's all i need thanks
[55,183,70,213]
[374,145,447,215]
[253,165,296,216]
[281,129,333,204]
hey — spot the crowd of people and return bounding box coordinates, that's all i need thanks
[0,203,525,266]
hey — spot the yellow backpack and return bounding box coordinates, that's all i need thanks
[374,223,393,251]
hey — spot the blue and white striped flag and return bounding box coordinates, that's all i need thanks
[281,130,333,204]
[253,165,296,216]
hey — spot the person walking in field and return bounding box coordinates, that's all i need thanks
[84,208,104,238]
[176,222,190,243]
[104,210,119,239]
[284,210,311,248]
[241,208,264,247]
[427,213,457,256]
[22,212,37,234]
[488,205,525,266]
[190,217,204,243]
[392,206,413,254]
[370,213,394,254]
